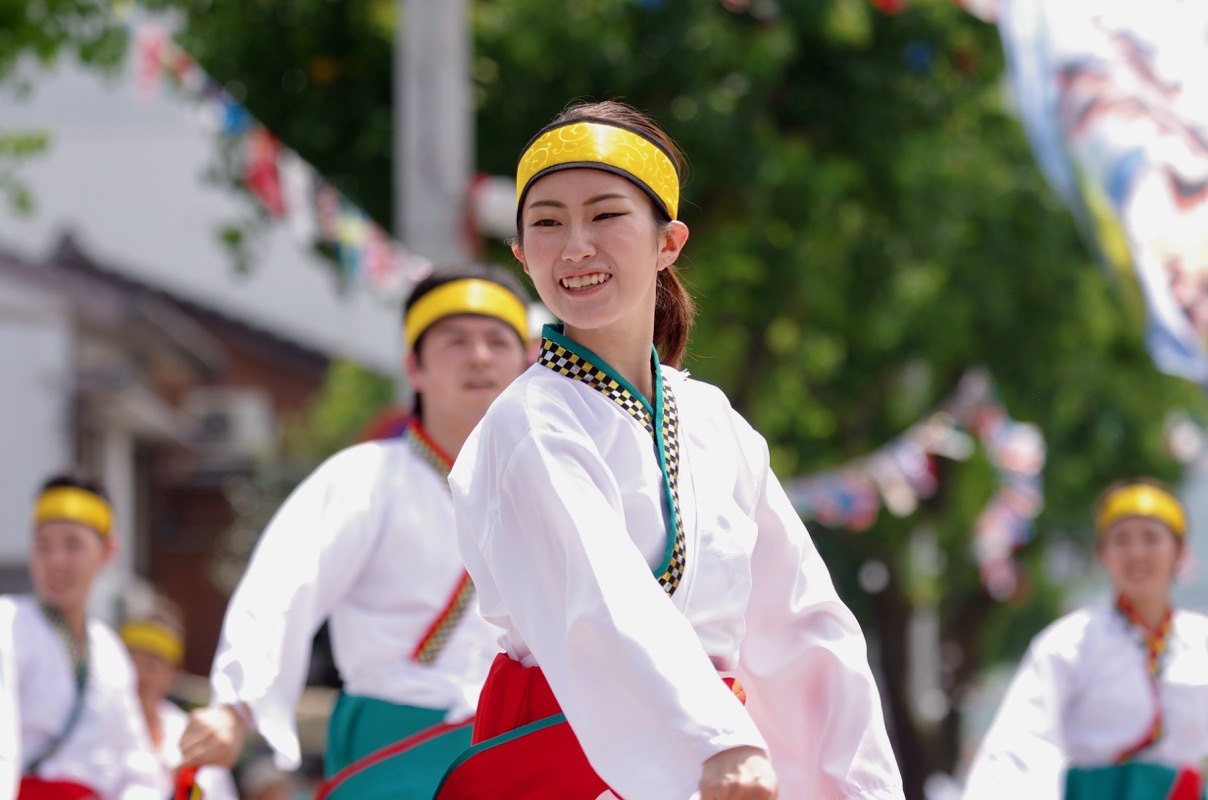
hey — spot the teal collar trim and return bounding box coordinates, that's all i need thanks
[538,324,684,592]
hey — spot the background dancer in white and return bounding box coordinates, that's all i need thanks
[179,264,532,800]
[0,472,161,800]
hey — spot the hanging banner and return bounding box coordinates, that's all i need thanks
[785,369,1045,599]
[989,0,1208,384]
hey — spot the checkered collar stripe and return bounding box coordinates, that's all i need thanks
[404,418,454,477]
[538,324,686,596]
[403,418,476,664]
[412,572,476,665]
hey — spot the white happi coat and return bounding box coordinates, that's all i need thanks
[210,438,502,769]
[153,700,238,800]
[962,604,1208,800]
[0,595,161,800]
[449,362,905,800]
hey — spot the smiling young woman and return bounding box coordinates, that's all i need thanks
[963,478,1208,800]
[437,100,904,800]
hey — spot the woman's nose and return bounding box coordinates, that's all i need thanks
[560,222,595,262]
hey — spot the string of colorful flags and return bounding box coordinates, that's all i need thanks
[131,11,1049,599]
[784,368,1045,600]
[132,21,434,302]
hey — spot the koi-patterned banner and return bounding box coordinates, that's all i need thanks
[971,1,1208,386]
[871,0,1208,378]
[133,20,434,302]
[784,368,1045,600]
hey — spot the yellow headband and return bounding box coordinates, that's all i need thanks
[1096,483,1187,537]
[405,278,529,350]
[516,120,680,220]
[34,487,112,538]
[120,620,184,667]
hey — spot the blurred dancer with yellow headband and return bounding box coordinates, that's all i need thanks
[438,100,903,800]
[0,473,161,799]
[120,597,236,800]
[963,478,1208,800]
[180,265,532,800]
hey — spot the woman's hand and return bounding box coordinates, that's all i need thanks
[699,746,778,800]
[178,704,249,767]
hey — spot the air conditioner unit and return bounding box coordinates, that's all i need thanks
[182,387,277,465]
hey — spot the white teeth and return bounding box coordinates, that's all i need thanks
[561,273,609,289]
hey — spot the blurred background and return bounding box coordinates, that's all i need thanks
[2,1,1207,797]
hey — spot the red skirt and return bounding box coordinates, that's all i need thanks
[433,653,747,800]
[432,653,616,799]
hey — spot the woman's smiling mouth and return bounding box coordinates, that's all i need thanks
[560,273,611,290]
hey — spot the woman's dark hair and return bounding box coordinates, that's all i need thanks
[403,262,530,419]
[38,471,109,502]
[519,100,696,368]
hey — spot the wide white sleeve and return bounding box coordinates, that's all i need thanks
[0,598,18,800]
[735,441,904,800]
[472,427,767,800]
[960,637,1068,800]
[196,766,240,800]
[112,648,166,799]
[209,452,380,769]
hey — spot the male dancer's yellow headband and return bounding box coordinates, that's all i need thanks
[516,119,680,220]
[1096,483,1187,537]
[120,620,184,667]
[404,278,529,350]
[34,487,112,538]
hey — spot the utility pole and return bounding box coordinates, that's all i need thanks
[395,0,472,265]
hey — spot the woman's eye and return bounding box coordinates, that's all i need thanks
[529,218,558,228]
[595,211,626,221]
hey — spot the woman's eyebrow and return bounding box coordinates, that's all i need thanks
[527,193,628,210]
[585,193,628,205]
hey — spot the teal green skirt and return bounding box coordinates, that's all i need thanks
[1065,763,1204,800]
[322,693,473,800]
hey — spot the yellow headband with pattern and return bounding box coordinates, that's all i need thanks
[1096,483,1187,537]
[120,620,184,666]
[516,120,680,220]
[405,278,529,350]
[34,487,112,538]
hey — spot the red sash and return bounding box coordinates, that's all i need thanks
[173,767,204,800]
[17,778,99,800]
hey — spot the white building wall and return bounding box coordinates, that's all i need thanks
[0,273,72,564]
[0,52,403,377]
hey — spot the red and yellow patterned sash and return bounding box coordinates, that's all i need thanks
[1114,594,1173,763]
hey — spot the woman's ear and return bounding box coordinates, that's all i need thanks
[511,240,529,276]
[657,220,690,272]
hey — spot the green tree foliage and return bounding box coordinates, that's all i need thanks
[0,0,127,212]
[0,0,126,87]
[149,0,1208,792]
